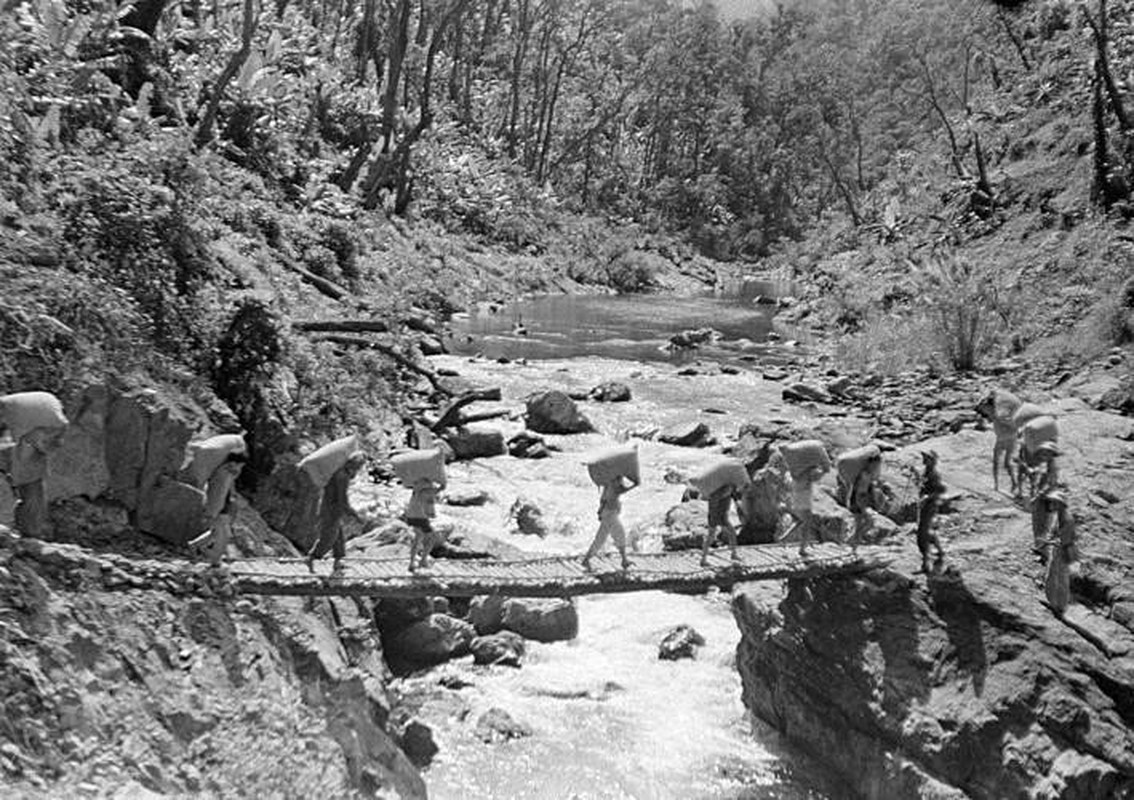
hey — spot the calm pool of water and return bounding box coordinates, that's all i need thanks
[449,288,798,367]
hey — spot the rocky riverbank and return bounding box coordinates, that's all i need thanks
[730,360,1134,798]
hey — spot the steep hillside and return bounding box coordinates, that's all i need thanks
[769,0,1134,377]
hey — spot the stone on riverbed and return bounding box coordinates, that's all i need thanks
[444,425,506,460]
[509,497,549,537]
[658,625,706,660]
[507,430,552,459]
[500,598,578,642]
[590,381,632,402]
[443,488,491,507]
[471,631,526,667]
[469,595,506,635]
[475,708,532,743]
[525,391,594,434]
[385,613,475,668]
[658,421,714,447]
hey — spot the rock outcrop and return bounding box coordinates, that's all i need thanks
[733,563,1134,799]
[524,391,594,434]
[0,528,425,798]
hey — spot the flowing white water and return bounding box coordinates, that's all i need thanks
[420,587,832,800]
[389,296,839,799]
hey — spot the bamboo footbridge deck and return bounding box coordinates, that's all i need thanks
[216,542,892,598]
[0,529,893,598]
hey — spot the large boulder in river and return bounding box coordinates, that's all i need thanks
[508,497,549,537]
[737,465,789,545]
[501,598,578,642]
[385,613,475,667]
[475,708,532,743]
[590,381,632,402]
[469,595,506,635]
[658,625,706,660]
[471,631,526,666]
[659,421,714,447]
[660,501,708,551]
[444,425,506,460]
[525,391,594,434]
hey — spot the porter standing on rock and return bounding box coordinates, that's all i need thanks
[0,391,68,538]
[915,451,946,573]
[836,444,883,542]
[974,388,1023,493]
[1039,490,1076,616]
[298,435,366,572]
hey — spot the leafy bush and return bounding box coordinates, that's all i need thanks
[912,252,1015,372]
[605,250,659,293]
[56,135,214,360]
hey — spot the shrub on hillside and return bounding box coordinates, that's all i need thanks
[913,253,1015,372]
[605,250,659,293]
[56,135,215,361]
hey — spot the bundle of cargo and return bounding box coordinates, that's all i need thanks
[780,439,831,480]
[689,457,750,497]
[836,444,882,488]
[298,434,362,488]
[184,433,246,486]
[0,391,68,440]
[1021,415,1059,455]
[391,448,447,488]
[584,443,640,486]
[1011,402,1047,432]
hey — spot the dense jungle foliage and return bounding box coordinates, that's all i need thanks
[1,0,1132,447]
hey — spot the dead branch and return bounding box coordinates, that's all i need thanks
[293,319,390,334]
[313,334,451,394]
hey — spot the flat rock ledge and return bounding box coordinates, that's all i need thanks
[732,567,1134,800]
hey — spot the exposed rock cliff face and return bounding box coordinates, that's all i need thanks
[0,528,425,798]
[0,383,425,797]
[732,397,1134,799]
[734,569,1134,799]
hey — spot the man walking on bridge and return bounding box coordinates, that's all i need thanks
[582,474,637,572]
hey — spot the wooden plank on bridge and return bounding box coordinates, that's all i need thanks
[223,542,894,599]
[0,529,894,600]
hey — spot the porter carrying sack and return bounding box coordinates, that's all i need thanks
[836,444,881,488]
[0,392,67,440]
[780,440,831,480]
[1011,402,1047,432]
[298,434,361,489]
[185,433,246,487]
[584,443,640,487]
[391,448,447,489]
[1022,415,1059,455]
[689,457,750,497]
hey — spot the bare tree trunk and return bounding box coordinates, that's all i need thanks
[1086,0,1132,131]
[194,0,258,149]
[506,0,532,158]
[918,55,966,179]
[381,0,412,152]
[1092,59,1113,206]
[996,8,1031,71]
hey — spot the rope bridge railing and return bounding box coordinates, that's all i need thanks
[0,528,894,599]
[222,542,894,598]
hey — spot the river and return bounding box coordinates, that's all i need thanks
[402,289,843,799]
[447,286,798,368]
